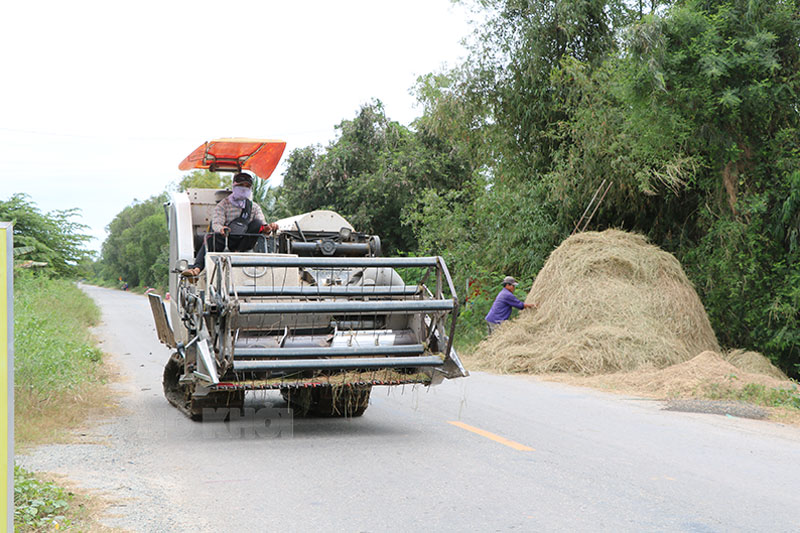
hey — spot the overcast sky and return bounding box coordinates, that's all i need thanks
[0,0,475,252]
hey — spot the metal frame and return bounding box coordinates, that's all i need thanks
[193,252,465,383]
[221,253,461,356]
[228,256,440,268]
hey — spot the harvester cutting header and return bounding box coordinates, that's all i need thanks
[149,138,468,419]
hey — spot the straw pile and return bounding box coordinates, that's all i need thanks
[724,349,787,380]
[473,230,721,374]
[560,350,794,399]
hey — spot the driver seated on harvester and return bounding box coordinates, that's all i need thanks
[182,172,279,277]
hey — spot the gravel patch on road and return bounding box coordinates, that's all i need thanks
[15,386,208,532]
[663,399,768,420]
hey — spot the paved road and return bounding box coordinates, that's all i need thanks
[19,286,800,532]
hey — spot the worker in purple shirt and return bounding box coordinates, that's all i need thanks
[485,276,536,334]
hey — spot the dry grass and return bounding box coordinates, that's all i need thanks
[36,472,126,533]
[472,230,720,374]
[228,369,433,389]
[15,359,123,532]
[15,360,119,450]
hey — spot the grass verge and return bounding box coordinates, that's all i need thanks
[14,273,116,530]
[707,381,800,409]
[540,369,800,426]
[14,273,108,445]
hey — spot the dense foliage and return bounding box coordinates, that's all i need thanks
[280,101,473,253]
[99,194,169,289]
[404,0,800,373]
[0,194,92,277]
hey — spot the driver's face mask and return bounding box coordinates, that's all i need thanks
[232,185,253,201]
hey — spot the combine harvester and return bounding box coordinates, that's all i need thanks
[149,139,468,419]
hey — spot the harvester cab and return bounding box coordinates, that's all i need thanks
[148,138,468,419]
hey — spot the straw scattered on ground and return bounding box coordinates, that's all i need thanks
[549,350,792,399]
[545,350,800,424]
[724,349,788,380]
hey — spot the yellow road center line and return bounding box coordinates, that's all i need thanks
[448,421,535,452]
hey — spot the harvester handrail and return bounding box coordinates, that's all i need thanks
[228,256,440,268]
[238,300,454,314]
[231,285,422,297]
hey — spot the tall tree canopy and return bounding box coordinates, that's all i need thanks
[280,101,473,252]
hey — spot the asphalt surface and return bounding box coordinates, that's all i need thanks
[18,285,800,532]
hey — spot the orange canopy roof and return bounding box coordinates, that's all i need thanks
[178,138,287,180]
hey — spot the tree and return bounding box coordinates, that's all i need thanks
[407,0,654,286]
[99,194,169,289]
[628,0,800,373]
[280,101,474,252]
[175,169,227,191]
[0,194,93,277]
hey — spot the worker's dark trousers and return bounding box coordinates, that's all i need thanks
[191,219,262,270]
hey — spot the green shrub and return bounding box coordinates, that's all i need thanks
[14,465,73,531]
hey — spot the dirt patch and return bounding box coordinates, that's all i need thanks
[472,230,720,374]
[36,472,127,533]
[16,354,125,530]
